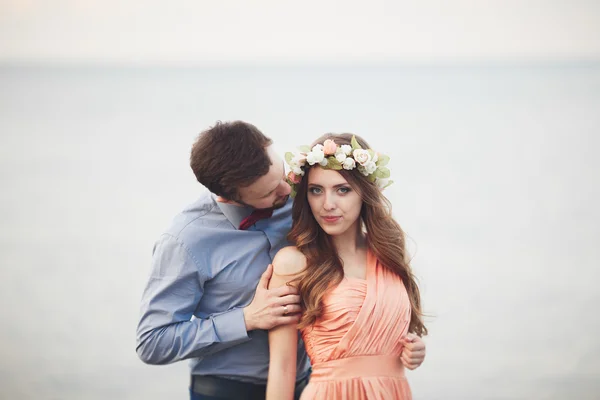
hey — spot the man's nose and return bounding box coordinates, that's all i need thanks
[279,180,292,196]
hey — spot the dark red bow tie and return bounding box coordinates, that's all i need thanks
[238,208,274,230]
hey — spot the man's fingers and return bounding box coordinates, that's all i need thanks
[270,304,302,317]
[271,284,299,297]
[274,294,301,306]
[280,304,302,315]
[259,264,273,289]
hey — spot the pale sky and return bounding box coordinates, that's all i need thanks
[1,0,599,64]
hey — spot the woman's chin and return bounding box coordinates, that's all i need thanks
[319,224,347,237]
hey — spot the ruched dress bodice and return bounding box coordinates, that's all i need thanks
[300,250,412,400]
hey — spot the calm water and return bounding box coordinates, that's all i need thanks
[1,64,599,399]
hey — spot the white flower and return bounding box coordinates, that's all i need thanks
[342,158,356,170]
[341,145,352,155]
[353,149,372,166]
[372,152,379,163]
[287,152,306,171]
[335,152,347,163]
[312,144,324,153]
[364,161,377,174]
[306,149,325,165]
[292,166,304,176]
[319,158,328,167]
[292,154,307,167]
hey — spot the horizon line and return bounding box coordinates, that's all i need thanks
[2,57,600,69]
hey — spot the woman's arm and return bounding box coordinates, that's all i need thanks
[267,312,299,400]
[266,246,306,400]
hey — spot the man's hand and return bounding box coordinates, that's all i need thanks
[243,264,301,331]
[400,333,426,370]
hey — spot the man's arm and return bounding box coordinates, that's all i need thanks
[136,234,302,365]
[136,234,249,365]
[243,263,301,331]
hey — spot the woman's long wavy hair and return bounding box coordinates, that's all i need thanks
[288,133,427,336]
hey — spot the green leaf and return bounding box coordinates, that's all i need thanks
[367,149,376,159]
[367,173,377,183]
[382,179,394,190]
[326,156,343,170]
[298,145,311,153]
[375,166,390,179]
[351,135,362,151]
[287,179,298,198]
[285,152,294,164]
[376,154,389,167]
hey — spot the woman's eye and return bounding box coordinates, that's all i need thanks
[309,187,322,194]
[338,187,351,194]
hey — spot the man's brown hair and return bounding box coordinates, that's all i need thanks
[190,121,273,200]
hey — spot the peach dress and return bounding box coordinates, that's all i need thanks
[300,249,412,400]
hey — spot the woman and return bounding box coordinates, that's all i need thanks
[267,133,427,400]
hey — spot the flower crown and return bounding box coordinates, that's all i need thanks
[285,136,393,198]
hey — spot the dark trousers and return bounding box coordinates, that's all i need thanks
[189,374,308,400]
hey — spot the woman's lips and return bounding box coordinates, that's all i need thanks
[322,216,341,223]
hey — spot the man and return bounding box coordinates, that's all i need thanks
[136,121,426,400]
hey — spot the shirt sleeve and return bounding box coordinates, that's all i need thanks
[135,234,250,365]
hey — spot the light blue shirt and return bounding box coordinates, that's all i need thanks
[136,192,310,384]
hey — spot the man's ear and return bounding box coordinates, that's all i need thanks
[215,195,238,205]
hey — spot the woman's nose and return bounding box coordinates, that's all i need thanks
[323,193,336,211]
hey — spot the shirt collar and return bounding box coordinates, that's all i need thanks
[213,193,254,230]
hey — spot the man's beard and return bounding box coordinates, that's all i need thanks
[271,195,289,210]
[236,194,289,210]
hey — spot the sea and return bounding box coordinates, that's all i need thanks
[1,63,599,399]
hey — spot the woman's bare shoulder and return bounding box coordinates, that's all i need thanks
[272,246,306,277]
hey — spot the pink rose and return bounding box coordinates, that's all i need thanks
[287,171,301,184]
[322,139,337,156]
